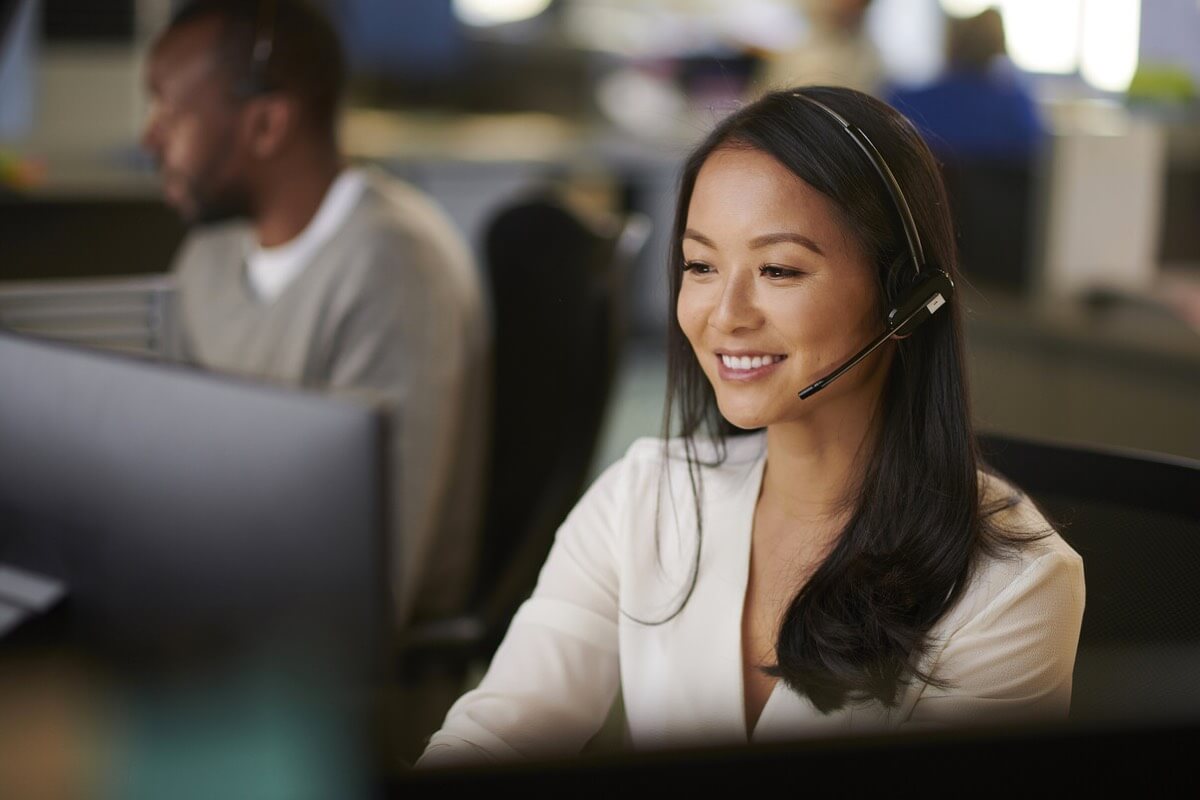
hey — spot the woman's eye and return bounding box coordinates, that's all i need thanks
[682,260,713,275]
[760,265,802,279]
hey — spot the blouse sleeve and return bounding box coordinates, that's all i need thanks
[415,456,628,767]
[900,544,1086,729]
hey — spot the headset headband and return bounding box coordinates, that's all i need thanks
[791,92,926,275]
[789,92,954,400]
[244,0,278,96]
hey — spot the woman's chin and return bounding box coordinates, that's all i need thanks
[715,404,774,432]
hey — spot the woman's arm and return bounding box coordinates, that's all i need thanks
[416,455,629,767]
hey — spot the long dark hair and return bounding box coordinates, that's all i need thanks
[656,86,1031,713]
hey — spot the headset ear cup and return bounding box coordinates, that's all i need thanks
[887,268,954,337]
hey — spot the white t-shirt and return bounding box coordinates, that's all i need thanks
[245,168,368,302]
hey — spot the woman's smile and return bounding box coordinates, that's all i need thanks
[715,351,788,382]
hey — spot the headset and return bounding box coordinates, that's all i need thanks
[790,93,955,400]
[238,0,278,98]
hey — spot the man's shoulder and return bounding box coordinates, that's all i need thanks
[336,168,481,300]
[357,167,432,209]
[354,169,459,238]
[329,170,463,258]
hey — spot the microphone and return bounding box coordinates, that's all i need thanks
[798,269,953,400]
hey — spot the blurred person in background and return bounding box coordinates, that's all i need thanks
[886,8,1045,291]
[886,8,1045,162]
[140,0,490,631]
[754,0,883,95]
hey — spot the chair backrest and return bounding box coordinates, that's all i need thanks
[941,159,1037,294]
[472,193,641,647]
[978,432,1200,726]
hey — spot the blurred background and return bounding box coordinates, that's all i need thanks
[1,0,1197,467]
[1,1,1198,794]
[2,0,1200,465]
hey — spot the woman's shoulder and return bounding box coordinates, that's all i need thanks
[937,470,1085,636]
[976,470,1074,551]
[981,468,1083,567]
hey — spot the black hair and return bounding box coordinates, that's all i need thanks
[655,86,1043,712]
[164,0,345,137]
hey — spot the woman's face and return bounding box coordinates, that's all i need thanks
[677,146,888,430]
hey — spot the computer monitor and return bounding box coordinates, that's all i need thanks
[0,330,390,672]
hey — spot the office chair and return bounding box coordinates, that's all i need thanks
[941,159,1037,294]
[398,192,650,680]
[978,432,1200,726]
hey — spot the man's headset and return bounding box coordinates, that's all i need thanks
[238,0,278,98]
[790,93,955,400]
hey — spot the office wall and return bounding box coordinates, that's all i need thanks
[1139,0,1200,85]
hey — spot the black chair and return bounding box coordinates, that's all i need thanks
[941,159,1037,294]
[398,192,649,678]
[978,432,1200,726]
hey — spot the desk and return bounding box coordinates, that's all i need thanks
[391,720,1200,793]
[965,284,1200,460]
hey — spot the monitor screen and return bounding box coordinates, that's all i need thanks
[0,331,390,671]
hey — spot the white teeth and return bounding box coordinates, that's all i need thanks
[721,354,781,370]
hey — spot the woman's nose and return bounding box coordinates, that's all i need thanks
[709,268,764,334]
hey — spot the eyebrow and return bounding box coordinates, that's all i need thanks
[683,229,825,257]
[749,231,825,256]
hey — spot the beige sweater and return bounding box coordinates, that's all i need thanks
[172,168,491,626]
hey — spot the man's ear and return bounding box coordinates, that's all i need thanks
[246,95,297,159]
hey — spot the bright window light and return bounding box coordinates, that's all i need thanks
[872,0,944,85]
[1001,0,1082,74]
[453,0,553,27]
[942,0,1142,90]
[1080,0,1141,92]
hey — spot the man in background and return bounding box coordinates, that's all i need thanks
[141,0,490,630]
[885,8,1044,290]
[886,8,1045,162]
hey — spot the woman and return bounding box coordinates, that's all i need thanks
[418,87,1085,766]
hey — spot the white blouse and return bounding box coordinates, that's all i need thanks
[418,433,1085,767]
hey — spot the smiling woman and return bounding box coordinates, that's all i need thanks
[677,146,886,432]
[417,87,1085,767]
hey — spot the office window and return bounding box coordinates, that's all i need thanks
[939,0,1141,92]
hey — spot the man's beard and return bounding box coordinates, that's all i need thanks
[190,184,253,226]
[175,172,254,227]
[160,129,253,227]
